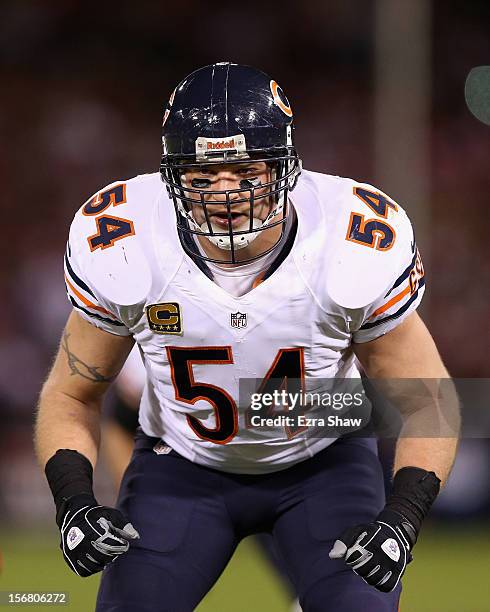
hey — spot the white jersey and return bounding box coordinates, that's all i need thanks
[65,170,425,474]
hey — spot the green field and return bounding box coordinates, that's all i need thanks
[1,526,488,611]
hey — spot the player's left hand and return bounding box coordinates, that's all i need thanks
[329,509,415,592]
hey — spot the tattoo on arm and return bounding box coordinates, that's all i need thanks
[62,331,116,383]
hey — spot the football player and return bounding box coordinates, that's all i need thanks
[35,63,459,611]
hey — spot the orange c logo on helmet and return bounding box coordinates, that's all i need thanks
[270,80,293,117]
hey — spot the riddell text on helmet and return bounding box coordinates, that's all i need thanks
[207,139,235,150]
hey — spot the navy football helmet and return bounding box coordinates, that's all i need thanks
[160,62,301,264]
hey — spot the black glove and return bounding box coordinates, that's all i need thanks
[59,493,139,577]
[329,508,413,592]
[45,449,139,577]
[329,467,440,592]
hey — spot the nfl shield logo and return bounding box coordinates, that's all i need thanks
[230,311,247,329]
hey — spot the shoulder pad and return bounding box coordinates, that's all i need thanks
[68,176,158,306]
[326,180,415,309]
[84,237,152,306]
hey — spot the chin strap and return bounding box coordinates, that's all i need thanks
[201,216,264,251]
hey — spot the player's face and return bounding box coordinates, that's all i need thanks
[182,162,284,263]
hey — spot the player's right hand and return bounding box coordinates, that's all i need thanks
[58,493,139,577]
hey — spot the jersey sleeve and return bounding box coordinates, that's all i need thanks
[64,174,159,336]
[323,179,426,344]
[63,187,132,337]
[351,246,425,343]
[64,240,131,336]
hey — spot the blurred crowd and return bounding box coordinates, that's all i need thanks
[0,1,489,523]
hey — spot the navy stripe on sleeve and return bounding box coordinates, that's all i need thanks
[68,295,125,327]
[384,249,418,297]
[65,248,97,299]
[360,278,425,330]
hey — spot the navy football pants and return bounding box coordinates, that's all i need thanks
[96,434,401,611]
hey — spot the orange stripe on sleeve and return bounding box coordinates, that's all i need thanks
[369,284,411,319]
[65,275,116,318]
